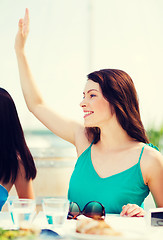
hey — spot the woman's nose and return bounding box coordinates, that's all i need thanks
[80,98,86,108]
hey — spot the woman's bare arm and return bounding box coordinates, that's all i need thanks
[15,9,81,145]
[14,161,35,199]
[120,147,163,217]
[147,152,163,207]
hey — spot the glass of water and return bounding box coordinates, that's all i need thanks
[42,197,69,228]
[8,198,36,228]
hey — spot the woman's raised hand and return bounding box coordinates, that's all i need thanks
[120,204,145,217]
[15,8,29,52]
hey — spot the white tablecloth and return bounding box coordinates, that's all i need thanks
[0,211,163,239]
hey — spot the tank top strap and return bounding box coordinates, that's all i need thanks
[138,143,159,164]
[138,145,146,164]
[90,140,94,147]
[81,140,94,157]
[146,143,159,151]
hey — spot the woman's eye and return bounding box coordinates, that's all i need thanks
[90,94,96,98]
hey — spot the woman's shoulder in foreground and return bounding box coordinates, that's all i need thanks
[141,143,163,183]
[143,143,163,165]
[74,125,92,157]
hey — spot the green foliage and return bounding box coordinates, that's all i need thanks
[147,125,163,152]
[0,228,37,240]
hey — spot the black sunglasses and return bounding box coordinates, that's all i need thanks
[67,201,105,220]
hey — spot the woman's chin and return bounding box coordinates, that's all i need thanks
[84,121,96,128]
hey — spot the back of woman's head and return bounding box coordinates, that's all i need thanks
[87,69,149,144]
[0,88,36,183]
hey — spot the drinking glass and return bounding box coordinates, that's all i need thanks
[8,198,36,228]
[42,197,69,228]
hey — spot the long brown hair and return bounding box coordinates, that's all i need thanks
[0,88,37,184]
[86,69,149,144]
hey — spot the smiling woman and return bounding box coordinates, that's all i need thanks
[14,9,163,217]
[84,69,149,144]
[80,80,112,129]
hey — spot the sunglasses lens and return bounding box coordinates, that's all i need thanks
[68,202,80,218]
[83,202,104,219]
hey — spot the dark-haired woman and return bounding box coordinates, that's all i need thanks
[14,9,163,217]
[0,87,37,211]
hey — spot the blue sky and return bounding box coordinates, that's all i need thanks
[0,0,163,130]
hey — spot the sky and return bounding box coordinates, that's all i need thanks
[0,0,163,130]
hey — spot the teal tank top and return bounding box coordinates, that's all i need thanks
[0,184,8,211]
[68,143,156,214]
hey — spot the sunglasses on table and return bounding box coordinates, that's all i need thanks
[67,201,105,220]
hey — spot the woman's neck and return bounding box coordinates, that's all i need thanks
[98,115,135,151]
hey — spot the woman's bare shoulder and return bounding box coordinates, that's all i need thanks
[74,125,92,157]
[143,145,163,162]
[142,145,163,179]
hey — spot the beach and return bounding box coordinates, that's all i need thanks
[7,157,75,212]
[1,130,75,210]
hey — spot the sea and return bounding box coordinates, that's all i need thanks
[24,129,163,163]
[24,129,77,160]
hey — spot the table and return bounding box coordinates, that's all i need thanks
[0,211,163,239]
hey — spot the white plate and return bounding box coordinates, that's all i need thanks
[71,230,149,240]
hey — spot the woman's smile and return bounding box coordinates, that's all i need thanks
[83,111,94,118]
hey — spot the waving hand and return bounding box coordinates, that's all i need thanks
[15,8,29,52]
